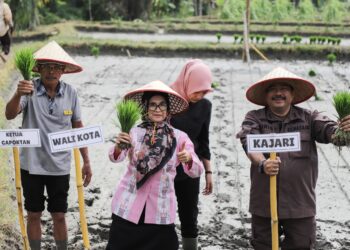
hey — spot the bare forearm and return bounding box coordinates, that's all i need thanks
[72,120,90,163]
[5,93,21,120]
[248,153,266,167]
[79,147,90,163]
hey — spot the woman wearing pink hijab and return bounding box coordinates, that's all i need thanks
[170,59,213,250]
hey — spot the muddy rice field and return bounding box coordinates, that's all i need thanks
[4,56,350,250]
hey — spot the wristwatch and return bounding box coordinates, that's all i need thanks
[258,160,266,174]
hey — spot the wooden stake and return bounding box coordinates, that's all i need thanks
[74,148,91,249]
[270,152,279,250]
[250,43,269,61]
[243,0,251,63]
[13,147,30,250]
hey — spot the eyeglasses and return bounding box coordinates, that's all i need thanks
[39,63,65,72]
[148,102,168,111]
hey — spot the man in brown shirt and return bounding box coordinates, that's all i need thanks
[236,67,350,250]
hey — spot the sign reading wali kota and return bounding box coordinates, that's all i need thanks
[48,125,104,153]
[0,129,41,147]
[247,132,301,153]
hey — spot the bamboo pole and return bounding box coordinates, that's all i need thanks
[250,43,269,61]
[13,147,30,250]
[243,0,251,63]
[73,148,90,249]
[270,152,279,250]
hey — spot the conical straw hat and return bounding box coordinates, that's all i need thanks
[32,41,82,74]
[124,80,189,115]
[246,67,315,106]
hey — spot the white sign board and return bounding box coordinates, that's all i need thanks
[48,125,104,153]
[0,129,41,148]
[247,132,301,153]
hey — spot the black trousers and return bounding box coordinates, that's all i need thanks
[0,31,11,55]
[174,165,200,238]
[106,212,178,250]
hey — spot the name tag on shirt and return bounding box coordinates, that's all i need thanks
[63,110,73,115]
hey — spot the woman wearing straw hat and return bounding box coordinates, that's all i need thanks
[169,59,213,250]
[106,80,204,250]
[5,41,92,250]
[236,67,350,250]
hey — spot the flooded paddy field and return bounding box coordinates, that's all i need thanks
[4,56,350,250]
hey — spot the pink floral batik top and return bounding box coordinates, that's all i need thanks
[109,126,204,225]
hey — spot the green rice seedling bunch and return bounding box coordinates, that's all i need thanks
[116,100,142,149]
[216,33,222,43]
[327,53,336,65]
[233,34,240,43]
[332,91,350,146]
[90,46,100,58]
[308,69,316,77]
[14,48,35,80]
[211,82,220,89]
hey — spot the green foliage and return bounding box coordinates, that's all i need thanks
[327,53,336,65]
[332,91,350,145]
[211,82,220,89]
[215,0,347,23]
[322,0,344,23]
[216,32,222,43]
[233,34,240,43]
[333,91,350,120]
[14,48,35,80]
[308,69,316,77]
[297,0,316,21]
[12,0,39,30]
[178,0,194,18]
[251,0,273,21]
[116,100,142,133]
[216,0,245,20]
[153,0,176,18]
[90,46,100,57]
[271,0,293,23]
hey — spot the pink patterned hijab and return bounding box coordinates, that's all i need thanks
[170,59,213,101]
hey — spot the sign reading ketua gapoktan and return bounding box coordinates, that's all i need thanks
[0,129,41,147]
[247,132,301,153]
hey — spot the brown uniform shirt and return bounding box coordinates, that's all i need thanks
[236,106,337,219]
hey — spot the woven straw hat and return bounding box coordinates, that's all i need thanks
[124,80,189,115]
[246,67,315,106]
[32,41,82,74]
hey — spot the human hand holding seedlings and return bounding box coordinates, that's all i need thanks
[263,157,281,176]
[339,115,350,132]
[16,80,34,96]
[15,48,35,96]
[116,100,141,149]
[332,91,350,145]
[115,132,132,154]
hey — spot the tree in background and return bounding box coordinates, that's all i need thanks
[297,0,316,21]
[322,0,344,23]
[9,0,39,30]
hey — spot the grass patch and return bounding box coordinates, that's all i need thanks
[72,20,350,37]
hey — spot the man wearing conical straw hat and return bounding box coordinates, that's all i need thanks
[236,67,350,250]
[5,41,92,250]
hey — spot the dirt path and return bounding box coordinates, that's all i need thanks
[5,57,350,249]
